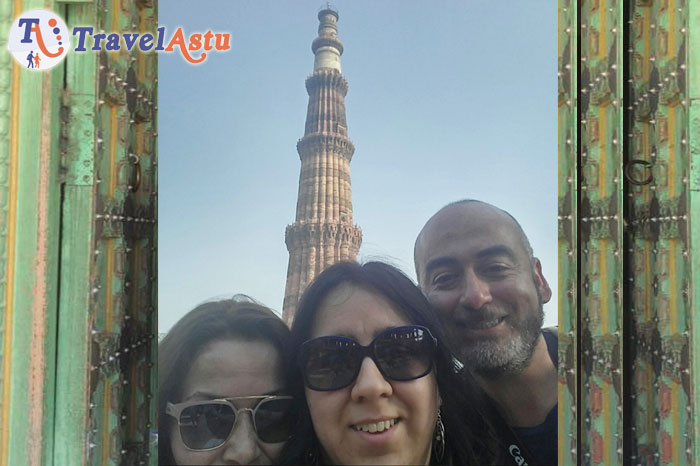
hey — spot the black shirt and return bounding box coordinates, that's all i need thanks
[507,328,558,465]
[470,328,558,465]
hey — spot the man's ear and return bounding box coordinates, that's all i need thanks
[533,258,552,303]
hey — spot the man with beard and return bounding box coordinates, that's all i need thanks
[414,200,557,465]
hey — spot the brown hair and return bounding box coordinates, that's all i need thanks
[158,296,290,465]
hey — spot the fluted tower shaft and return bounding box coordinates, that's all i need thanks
[283,8,362,324]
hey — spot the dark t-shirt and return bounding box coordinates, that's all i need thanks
[471,328,558,465]
[508,328,558,465]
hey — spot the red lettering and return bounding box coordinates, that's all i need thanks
[203,31,214,51]
[188,33,202,51]
[215,33,230,51]
[165,28,206,64]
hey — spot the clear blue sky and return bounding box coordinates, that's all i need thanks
[158,1,558,333]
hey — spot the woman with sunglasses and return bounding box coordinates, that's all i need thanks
[281,261,499,465]
[159,296,293,465]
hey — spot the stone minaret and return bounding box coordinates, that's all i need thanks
[283,8,362,324]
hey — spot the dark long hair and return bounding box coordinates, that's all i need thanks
[158,296,291,465]
[280,261,499,465]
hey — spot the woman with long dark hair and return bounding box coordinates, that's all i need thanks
[281,262,499,465]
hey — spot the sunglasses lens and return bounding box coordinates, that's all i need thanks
[255,397,293,443]
[179,403,235,450]
[302,339,359,390]
[375,327,434,380]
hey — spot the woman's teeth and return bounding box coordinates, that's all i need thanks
[353,419,398,433]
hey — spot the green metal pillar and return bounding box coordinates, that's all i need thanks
[0,1,64,464]
[0,1,158,465]
[561,1,700,464]
[558,0,579,464]
[578,2,626,464]
[627,0,697,464]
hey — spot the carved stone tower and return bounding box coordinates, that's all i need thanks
[283,8,362,324]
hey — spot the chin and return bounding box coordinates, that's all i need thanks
[332,450,430,466]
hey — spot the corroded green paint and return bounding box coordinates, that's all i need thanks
[560,1,699,464]
[0,0,65,464]
[578,1,625,464]
[1,1,157,465]
[690,1,700,462]
[627,0,696,464]
[558,0,578,464]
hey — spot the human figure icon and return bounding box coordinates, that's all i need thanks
[26,51,34,68]
[34,52,41,69]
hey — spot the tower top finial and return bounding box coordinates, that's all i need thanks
[312,7,343,72]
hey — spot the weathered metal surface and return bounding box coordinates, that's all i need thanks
[690,0,700,462]
[626,0,696,464]
[558,0,578,464]
[0,1,64,464]
[579,1,625,464]
[561,1,698,464]
[0,1,157,465]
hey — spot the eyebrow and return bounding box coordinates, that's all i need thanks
[423,257,459,278]
[475,245,517,261]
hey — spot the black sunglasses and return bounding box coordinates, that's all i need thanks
[298,325,438,391]
[166,395,293,450]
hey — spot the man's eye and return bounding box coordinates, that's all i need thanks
[432,273,457,287]
[481,264,509,276]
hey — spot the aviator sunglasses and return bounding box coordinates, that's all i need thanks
[298,325,438,391]
[166,395,293,451]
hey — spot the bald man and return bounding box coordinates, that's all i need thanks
[415,200,557,465]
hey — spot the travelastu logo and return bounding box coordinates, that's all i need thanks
[7,9,231,71]
[7,10,70,70]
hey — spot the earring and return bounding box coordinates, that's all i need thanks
[433,408,445,463]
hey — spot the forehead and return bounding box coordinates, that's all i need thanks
[310,284,411,341]
[417,204,527,265]
[182,338,282,400]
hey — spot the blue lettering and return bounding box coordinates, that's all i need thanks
[105,33,120,51]
[139,34,153,51]
[18,18,39,43]
[72,26,93,51]
[92,33,106,50]
[123,33,138,51]
[155,26,165,51]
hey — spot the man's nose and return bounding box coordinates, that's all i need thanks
[220,411,261,464]
[458,269,492,310]
[350,357,393,402]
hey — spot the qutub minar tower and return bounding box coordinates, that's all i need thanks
[283,8,362,324]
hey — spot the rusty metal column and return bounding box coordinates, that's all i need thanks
[578,1,626,464]
[563,1,700,465]
[0,1,64,464]
[626,1,697,464]
[558,1,579,464]
[0,1,160,465]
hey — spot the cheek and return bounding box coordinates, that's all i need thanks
[427,290,460,316]
[259,441,285,462]
[397,376,439,460]
[305,390,344,454]
[171,426,214,465]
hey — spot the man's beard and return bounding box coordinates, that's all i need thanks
[458,288,545,377]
